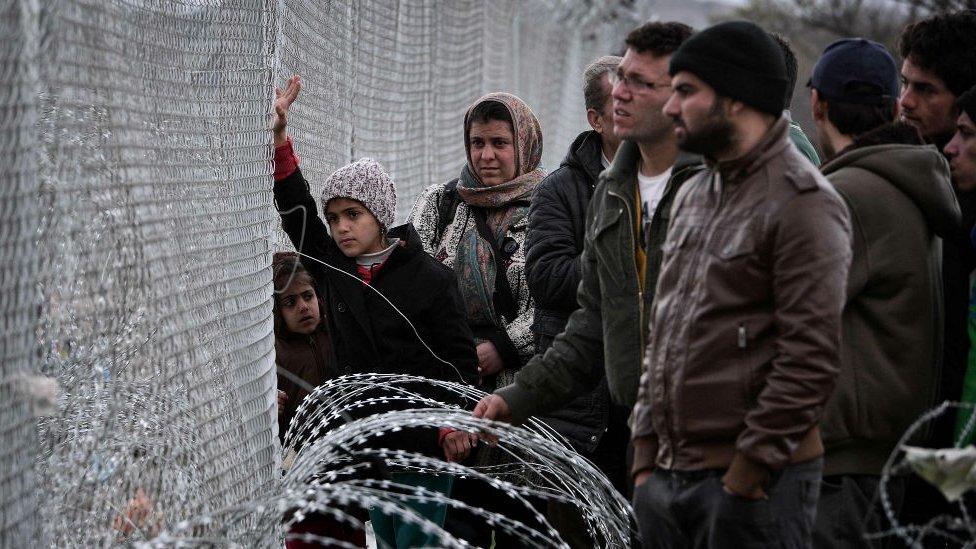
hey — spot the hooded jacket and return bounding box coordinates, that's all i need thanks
[525,130,612,452]
[819,123,961,476]
[496,139,703,421]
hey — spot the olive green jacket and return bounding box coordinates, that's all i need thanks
[496,140,702,422]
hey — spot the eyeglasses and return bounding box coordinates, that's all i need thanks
[609,71,672,93]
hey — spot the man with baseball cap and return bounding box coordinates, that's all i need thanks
[809,38,960,548]
[629,21,852,547]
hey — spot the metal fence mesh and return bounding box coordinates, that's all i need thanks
[0,1,636,546]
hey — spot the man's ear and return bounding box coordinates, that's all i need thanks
[725,97,745,117]
[586,108,602,134]
[810,89,827,121]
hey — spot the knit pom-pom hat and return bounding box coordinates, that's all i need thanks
[669,20,788,116]
[321,158,397,229]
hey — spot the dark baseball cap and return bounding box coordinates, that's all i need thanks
[808,38,899,105]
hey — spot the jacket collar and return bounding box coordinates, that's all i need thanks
[604,140,701,196]
[712,115,790,184]
[828,121,923,161]
[379,223,422,275]
[562,130,606,184]
[323,223,422,350]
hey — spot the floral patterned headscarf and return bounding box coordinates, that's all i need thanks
[457,92,545,209]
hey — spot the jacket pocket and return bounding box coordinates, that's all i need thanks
[711,226,757,260]
[661,222,696,256]
[590,206,622,240]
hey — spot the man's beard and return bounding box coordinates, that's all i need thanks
[676,99,734,158]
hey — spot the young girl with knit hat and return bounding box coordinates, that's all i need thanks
[271,75,478,548]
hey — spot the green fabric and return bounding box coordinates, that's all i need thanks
[497,141,702,420]
[955,293,976,446]
[789,122,821,166]
[369,472,454,548]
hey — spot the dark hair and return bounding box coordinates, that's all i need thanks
[624,21,694,57]
[272,252,320,336]
[465,100,513,136]
[273,252,315,300]
[826,83,897,136]
[899,10,976,97]
[770,32,798,108]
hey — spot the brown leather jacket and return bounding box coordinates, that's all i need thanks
[631,117,852,474]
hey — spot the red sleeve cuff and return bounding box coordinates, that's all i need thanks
[273,136,300,181]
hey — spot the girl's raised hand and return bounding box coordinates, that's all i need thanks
[272,75,301,145]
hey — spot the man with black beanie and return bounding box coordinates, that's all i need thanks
[630,20,852,548]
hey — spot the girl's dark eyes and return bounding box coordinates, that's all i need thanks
[283,297,296,307]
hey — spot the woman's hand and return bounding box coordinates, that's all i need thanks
[476,341,504,378]
[272,75,301,147]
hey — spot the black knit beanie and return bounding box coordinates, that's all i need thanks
[959,85,976,122]
[669,21,789,116]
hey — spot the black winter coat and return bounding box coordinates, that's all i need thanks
[525,130,616,452]
[274,168,479,455]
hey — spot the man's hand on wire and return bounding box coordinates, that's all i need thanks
[472,394,513,445]
[272,74,301,146]
[473,394,513,423]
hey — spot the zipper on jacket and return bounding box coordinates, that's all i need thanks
[607,189,644,354]
[738,324,747,349]
[657,168,725,466]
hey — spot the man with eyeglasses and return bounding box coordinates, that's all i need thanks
[473,20,700,491]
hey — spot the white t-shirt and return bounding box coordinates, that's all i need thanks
[637,167,672,237]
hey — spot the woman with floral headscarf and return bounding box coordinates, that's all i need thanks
[410,93,545,394]
[409,92,546,546]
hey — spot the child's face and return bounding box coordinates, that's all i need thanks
[279,279,321,335]
[325,197,386,257]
